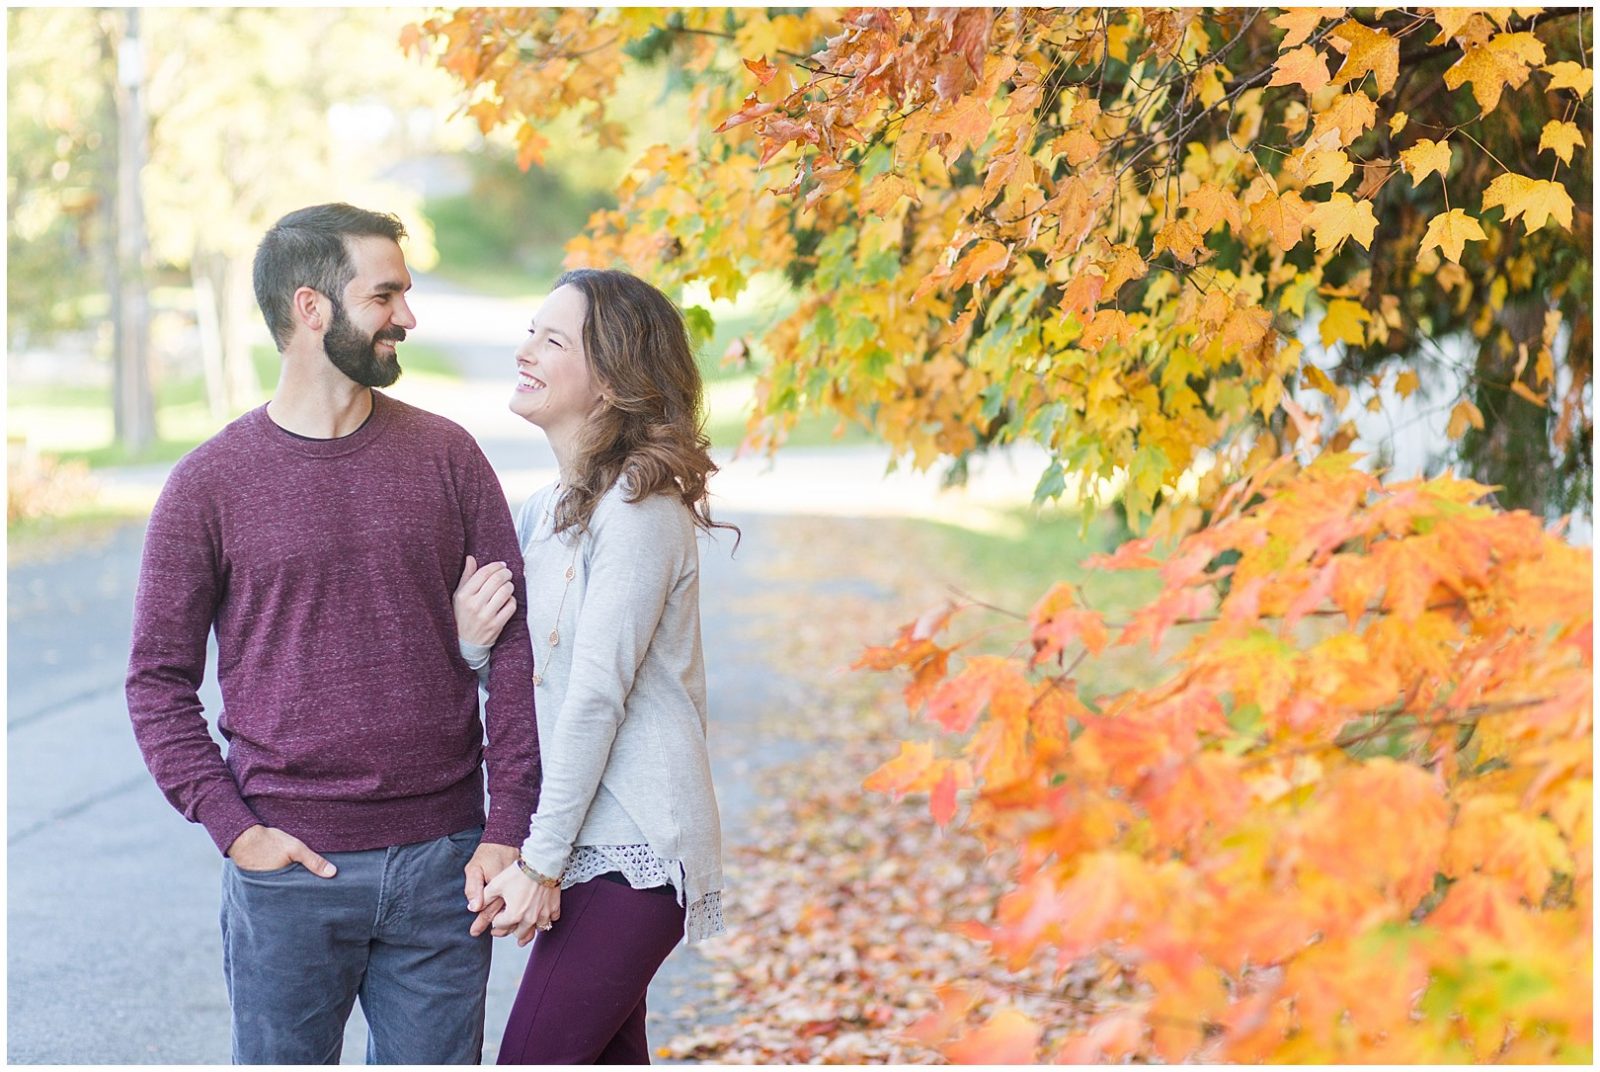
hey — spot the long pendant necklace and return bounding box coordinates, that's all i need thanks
[534,485,579,688]
[547,539,579,649]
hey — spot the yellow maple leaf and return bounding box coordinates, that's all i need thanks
[1311,91,1377,147]
[930,96,993,162]
[1544,60,1594,97]
[1482,172,1575,233]
[1329,20,1399,95]
[1271,7,1343,49]
[1194,62,1231,108]
[1319,298,1370,348]
[1538,119,1585,165]
[860,172,919,215]
[1394,369,1421,398]
[1428,7,1474,42]
[1444,31,1547,112]
[1398,138,1452,185]
[1388,111,1408,135]
[862,740,938,796]
[1419,209,1487,264]
[1447,398,1486,439]
[1306,192,1378,252]
[1296,148,1354,190]
[1444,794,1575,902]
[515,122,549,171]
[1106,20,1134,63]
[1269,45,1332,95]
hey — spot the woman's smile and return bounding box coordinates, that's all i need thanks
[515,364,547,393]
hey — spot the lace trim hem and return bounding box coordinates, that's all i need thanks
[563,844,725,943]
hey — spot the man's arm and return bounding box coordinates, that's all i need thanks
[459,443,541,850]
[124,464,261,856]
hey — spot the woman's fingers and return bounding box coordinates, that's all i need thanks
[458,573,516,642]
[484,579,515,616]
[459,561,510,600]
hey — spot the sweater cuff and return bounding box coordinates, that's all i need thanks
[481,800,535,849]
[520,826,572,882]
[197,788,263,857]
[459,638,491,671]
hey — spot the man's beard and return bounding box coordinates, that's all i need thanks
[324,298,404,388]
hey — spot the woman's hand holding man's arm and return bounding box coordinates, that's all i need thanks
[455,555,517,653]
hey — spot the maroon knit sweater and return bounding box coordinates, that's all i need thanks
[126,392,540,855]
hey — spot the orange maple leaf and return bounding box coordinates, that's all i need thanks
[943,1008,1041,1064]
[1269,45,1332,95]
[1250,188,1311,252]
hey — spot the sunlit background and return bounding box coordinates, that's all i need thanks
[9,7,1587,545]
[8,6,921,546]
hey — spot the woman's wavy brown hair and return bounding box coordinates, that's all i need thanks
[548,268,738,547]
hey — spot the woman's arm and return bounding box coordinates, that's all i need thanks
[519,494,691,880]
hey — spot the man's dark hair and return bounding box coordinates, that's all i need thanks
[252,203,407,350]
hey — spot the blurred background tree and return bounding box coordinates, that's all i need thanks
[7,5,650,468]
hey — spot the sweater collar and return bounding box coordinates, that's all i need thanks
[255,390,394,458]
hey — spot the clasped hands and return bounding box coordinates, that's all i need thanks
[465,843,561,945]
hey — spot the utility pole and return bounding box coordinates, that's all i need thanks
[111,7,155,453]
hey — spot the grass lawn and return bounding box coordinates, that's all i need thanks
[8,342,462,469]
[6,503,152,566]
[901,504,1172,697]
[702,374,878,451]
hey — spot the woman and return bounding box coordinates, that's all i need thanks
[454,268,733,1064]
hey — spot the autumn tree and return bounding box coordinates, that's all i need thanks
[411,6,1592,1062]
[409,5,1588,523]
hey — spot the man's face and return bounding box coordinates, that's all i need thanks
[324,236,415,388]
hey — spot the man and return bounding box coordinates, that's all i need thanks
[126,203,539,1064]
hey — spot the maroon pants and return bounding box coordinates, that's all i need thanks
[496,875,686,1064]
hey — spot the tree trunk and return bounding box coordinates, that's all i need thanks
[191,254,228,420]
[220,254,263,409]
[111,8,155,453]
[1463,300,1553,518]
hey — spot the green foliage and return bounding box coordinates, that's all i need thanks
[6,9,115,344]
[425,154,612,296]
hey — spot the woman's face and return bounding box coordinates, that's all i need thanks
[509,284,604,437]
